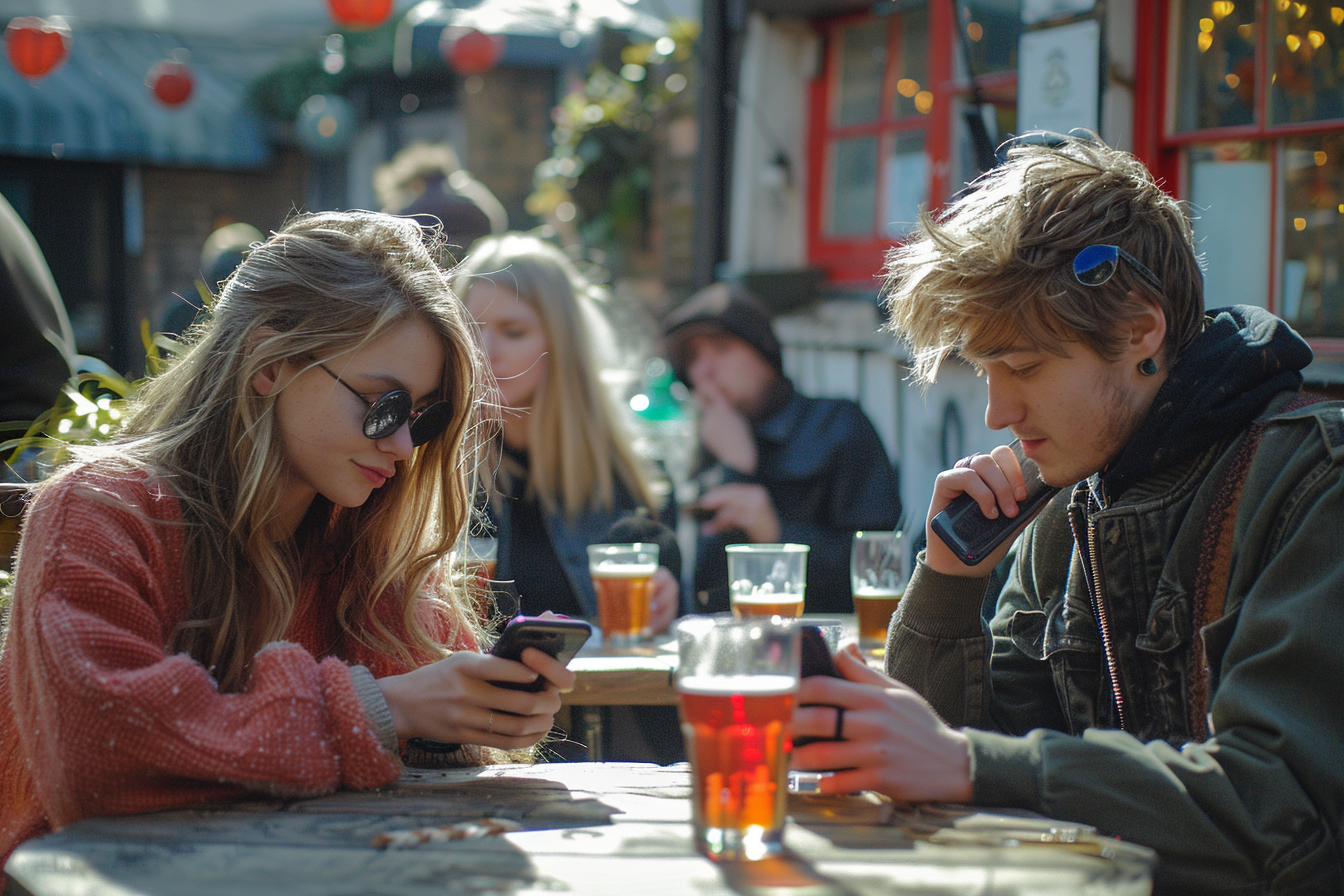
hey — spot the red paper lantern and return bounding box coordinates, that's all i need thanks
[325,0,394,29]
[440,27,505,76]
[5,16,71,80]
[147,59,194,107]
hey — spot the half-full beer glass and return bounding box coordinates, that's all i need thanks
[726,543,808,617]
[851,530,909,656]
[587,542,658,646]
[676,616,801,861]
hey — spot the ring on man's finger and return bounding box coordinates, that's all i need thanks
[834,706,846,740]
[954,453,980,469]
[488,710,494,735]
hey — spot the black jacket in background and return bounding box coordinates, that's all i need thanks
[694,386,902,613]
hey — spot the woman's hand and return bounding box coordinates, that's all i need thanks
[376,647,576,750]
[649,566,680,634]
[790,643,972,803]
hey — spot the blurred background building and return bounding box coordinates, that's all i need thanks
[3,0,1342,520]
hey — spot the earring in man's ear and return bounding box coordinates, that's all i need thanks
[1138,358,1158,376]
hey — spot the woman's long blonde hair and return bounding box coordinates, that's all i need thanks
[107,210,491,692]
[454,233,656,518]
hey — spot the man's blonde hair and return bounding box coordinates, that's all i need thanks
[883,133,1204,382]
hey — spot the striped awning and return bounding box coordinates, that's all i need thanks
[0,27,275,168]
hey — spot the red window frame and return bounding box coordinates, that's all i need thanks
[1138,0,1344,354]
[805,6,957,285]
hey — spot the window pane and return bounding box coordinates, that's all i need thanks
[961,0,1022,75]
[1188,143,1271,311]
[1281,135,1344,337]
[1270,0,1344,125]
[893,9,932,119]
[828,136,879,236]
[884,130,927,238]
[835,20,888,127]
[1173,0,1256,131]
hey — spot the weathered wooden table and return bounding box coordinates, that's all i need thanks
[6,763,1156,896]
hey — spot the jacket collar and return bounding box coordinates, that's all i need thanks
[1100,305,1311,501]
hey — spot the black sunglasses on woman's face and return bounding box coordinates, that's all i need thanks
[316,362,452,447]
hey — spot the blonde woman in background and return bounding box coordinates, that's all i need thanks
[0,212,574,881]
[455,233,681,633]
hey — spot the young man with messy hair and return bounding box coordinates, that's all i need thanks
[789,133,1344,894]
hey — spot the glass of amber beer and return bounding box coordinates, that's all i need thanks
[726,543,809,618]
[587,542,658,647]
[851,530,909,656]
[676,616,801,861]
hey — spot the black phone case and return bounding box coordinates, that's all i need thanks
[929,440,1060,566]
[799,625,840,679]
[489,618,592,692]
[796,624,842,747]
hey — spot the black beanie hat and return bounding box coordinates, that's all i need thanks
[662,282,783,383]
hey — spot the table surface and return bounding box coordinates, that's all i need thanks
[6,763,1156,896]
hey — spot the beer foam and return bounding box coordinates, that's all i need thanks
[731,592,804,605]
[678,674,798,696]
[853,587,903,598]
[591,561,657,577]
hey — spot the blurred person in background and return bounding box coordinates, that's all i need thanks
[662,283,902,613]
[158,221,265,338]
[454,233,681,632]
[376,142,507,261]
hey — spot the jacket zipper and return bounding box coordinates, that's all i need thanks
[1067,502,1130,733]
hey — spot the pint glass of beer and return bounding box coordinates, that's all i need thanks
[676,616,801,861]
[851,530,909,656]
[587,542,658,647]
[726,543,809,617]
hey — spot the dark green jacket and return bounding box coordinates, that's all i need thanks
[889,309,1343,894]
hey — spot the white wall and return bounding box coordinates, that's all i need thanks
[725,13,815,274]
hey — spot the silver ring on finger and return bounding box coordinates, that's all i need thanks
[488,710,494,735]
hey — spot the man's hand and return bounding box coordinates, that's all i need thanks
[923,443,1035,577]
[696,483,781,543]
[790,643,973,803]
[694,378,757,474]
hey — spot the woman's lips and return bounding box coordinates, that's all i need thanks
[357,464,392,487]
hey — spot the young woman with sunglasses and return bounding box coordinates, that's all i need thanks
[0,211,575,872]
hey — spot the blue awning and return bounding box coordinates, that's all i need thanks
[0,28,273,168]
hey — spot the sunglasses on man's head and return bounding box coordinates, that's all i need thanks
[316,362,453,446]
[1073,244,1164,292]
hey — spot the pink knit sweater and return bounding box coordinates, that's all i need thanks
[0,462,478,878]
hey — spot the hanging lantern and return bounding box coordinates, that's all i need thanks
[147,59,195,107]
[5,16,71,80]
[296,93,356,156]
[439,27,505,76]
[325,0,393,29]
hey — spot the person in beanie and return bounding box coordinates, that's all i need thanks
[663,283,901,613]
